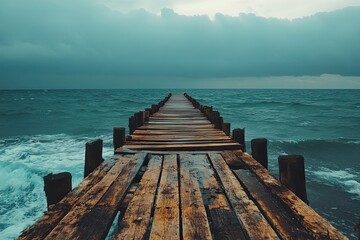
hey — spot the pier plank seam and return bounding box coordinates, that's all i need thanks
[19,93,348,240]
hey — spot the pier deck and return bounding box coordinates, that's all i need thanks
[19,94,347,240]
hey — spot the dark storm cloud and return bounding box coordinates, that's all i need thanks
[0,0,359,88]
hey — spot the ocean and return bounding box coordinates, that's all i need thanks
[0,89,359,239]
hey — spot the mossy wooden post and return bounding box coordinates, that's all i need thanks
[278,155,308,204]
[223,122,230,136]
[232,128,245,151]
[44,172,72,209]
[251,138,268,169]
[84,139,103,178]
[113,127,125,151]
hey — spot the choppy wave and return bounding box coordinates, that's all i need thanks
[310,167,360,199]
[0,134,113,239]
[1,89,359,239]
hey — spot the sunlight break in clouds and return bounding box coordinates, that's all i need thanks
[102,0,360,19]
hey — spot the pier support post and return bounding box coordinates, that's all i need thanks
[144,110,150,122]
[233,128,245,151]
[251,138,268,169]
[44,172,72,209]
[214,116,223,130]
[84,139,103,178]
[113,127,125,151]
[129,116,136,134]
[210,111,220,123]
[223,123,231,136]
[278,155,308,204]
[135,111,144,127]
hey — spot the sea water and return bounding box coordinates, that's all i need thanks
[0,89,359,239]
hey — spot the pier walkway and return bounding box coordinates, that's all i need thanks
[19,94,347,240]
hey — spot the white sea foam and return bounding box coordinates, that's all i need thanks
[312,167,360,199]
[0,134,113,239]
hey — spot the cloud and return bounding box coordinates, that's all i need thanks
[0,0,359,88]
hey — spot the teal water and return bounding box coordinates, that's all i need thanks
[0,89,359,239]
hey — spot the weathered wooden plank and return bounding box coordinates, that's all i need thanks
[133,129,227,135]
[123,142,241,151]
[148,121,210,125]
[149,155,180,239]
[233,169,312,239]
[221,150,246,169]
[234,150,348,239]
[126,140,234,145]
[18,158,116,240]
[208,153,279,239]
[181,154,247,240]
[179,154,212,240]
[44,153,147,240]
[138,124,214,130]
[130,135,232,141]
[114,155,163,239]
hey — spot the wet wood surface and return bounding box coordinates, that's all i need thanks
[19,94,347,240]
[118,94,242,152]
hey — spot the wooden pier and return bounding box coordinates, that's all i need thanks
[19,93,347,240]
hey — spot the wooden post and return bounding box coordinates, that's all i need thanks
[113,127,125,151]
[129,116,136,134]
[135,111,144,127]
[151,104,159,113]
[278,155,308,204]
[251,138,268,169]
[223,123,230,136]
[145,108,152,116]
[214,116,223,129]
[44,172,72,209]
[210,111,220,123]
[144,110,150,122]
[84,139,103,178]
[232,128,245,151]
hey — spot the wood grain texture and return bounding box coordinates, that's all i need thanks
[234,150,348,240]
[123,94,242,151]
[149,155,180,240]
[114,155,163,240]
[208,153,279,240]
[179,155,212,240]
[180,154,247,240]
[18,159,116,240]
[44,153,147,240]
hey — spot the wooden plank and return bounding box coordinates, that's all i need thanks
[130,135,232,141]
[133,130,227,135]
[233,169,312,239]
[138,125,214,130]
[44,153,147,240]
[123,142,242,151]
[234,150,348,239]
[208,153,279,239]
[180,154,247,240]
[149,155,180,239]
[18,159,116,240]
[221,150,247,169]
[126,140,234,145]
[148,121,210,125]
[179,154,212,240]
[114,155,163,239]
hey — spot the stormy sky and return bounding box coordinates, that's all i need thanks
[0,0,360,89]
